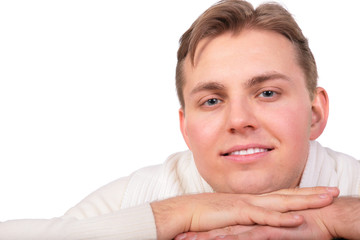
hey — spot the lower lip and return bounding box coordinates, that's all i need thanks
[222,151,271,164]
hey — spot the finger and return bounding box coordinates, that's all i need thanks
[209,225,256,236]
[249,192,335,212]
[176,226,256,240]
[174,232,198,240]
[220,223,331,240]
[265,186,339,197]
[238,204,304,227]
[221,225,314,240]
[215,226,283,240]
[216,227,271,240]
[190,202,303,232]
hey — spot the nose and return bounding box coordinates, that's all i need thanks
[227,99,258,134]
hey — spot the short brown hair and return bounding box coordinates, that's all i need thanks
[176,0,317,109]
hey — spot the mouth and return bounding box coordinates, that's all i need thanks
[222,147,273,156]
[221,146,274,157]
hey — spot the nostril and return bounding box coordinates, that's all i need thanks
[229,125,254,134]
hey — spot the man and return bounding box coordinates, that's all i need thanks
[0,1,359,239]
[170,0,360,238]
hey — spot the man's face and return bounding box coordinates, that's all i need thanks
[180,30,316,194]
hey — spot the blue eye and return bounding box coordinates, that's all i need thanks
[204,98,221,106]
[259,90,276,98]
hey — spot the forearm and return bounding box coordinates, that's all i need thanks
[322,197,360,239]
[151,195,191,240]
[0,204,157,240]
[0,218,74,240]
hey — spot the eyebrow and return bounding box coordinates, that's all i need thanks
[244,72,291,89]
[190,81,226,96]
[190,72,290,96]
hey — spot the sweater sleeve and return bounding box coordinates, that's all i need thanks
[0,204,156,240]
[0,176,158,240]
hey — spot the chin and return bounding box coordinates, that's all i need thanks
[224,182,281,194]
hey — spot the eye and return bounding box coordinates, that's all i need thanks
[258,90,277,98]
[203,98,222,106]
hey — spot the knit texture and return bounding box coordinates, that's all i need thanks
[1,141,359,239]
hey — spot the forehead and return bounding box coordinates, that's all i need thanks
[182,29,305,91]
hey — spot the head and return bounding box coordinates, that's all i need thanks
[177,0,329,194]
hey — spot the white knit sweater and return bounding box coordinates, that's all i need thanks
[0,141,359,240]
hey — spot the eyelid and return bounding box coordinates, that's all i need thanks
[256,86,280,94]
[199,95,224,107]
[255,87,282,99]
[258,90,277,97]
[201,97,220,105]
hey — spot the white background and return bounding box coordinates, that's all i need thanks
[0,0,359,220]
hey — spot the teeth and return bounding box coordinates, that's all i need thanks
[230,148,268,156]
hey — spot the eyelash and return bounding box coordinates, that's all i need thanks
[203,98,222,106]
[200,97,223,107]
[256,88,282,100]
[199,89,280,107]
[258,90,277,98]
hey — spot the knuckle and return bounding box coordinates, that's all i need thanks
[278,193,290,202]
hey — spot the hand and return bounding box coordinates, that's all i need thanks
[177,195,360,240]
[175,210,330,240]
[175,225,254,240]
[151,187,339,240]
[321,196,360,239]
[177,206,332,240]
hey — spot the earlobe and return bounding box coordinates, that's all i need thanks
[179,108,191,150]
[310,87,329,140]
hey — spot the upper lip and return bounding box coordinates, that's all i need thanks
[221,144,274,156]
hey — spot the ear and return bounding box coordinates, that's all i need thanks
[310,87,329,140]
[179,108,191,150]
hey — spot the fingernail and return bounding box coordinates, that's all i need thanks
[319,193,329,199]
[189,235,198,240]
[176,233,187,240]
[293,214,301,220]
[326,187,338,193]
[218,236,226,239]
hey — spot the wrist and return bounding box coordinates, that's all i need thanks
[321,197,360,239]
[151,195,193,240]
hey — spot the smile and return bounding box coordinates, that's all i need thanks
[226,148,270,156]
[221,144,274,158]
[221,146,274,164]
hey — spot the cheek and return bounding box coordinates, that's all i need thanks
[265,101,312,143]
[265,102,311,174]
[186,111,225,151]
[257,103,311,188]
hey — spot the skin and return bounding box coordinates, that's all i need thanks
[151,187,338,240]
[175,197,360,240]
[171,29,360,240]
[179,29,328,194]
[151,29,334,240]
